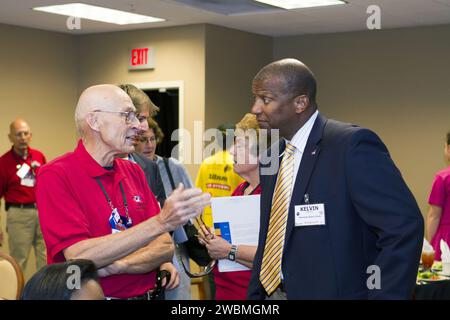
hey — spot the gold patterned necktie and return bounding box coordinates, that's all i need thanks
[260,142,296,296]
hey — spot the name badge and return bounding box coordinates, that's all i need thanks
[109,208,132,233]
[295,203,326,227]
[21,177,36,187]
[16,163,31,179]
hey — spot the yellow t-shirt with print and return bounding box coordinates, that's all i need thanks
[195,150,244,227]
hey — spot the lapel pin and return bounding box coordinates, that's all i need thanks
[311,149,317,156]
[304,193,310,204]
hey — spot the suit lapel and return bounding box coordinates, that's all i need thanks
[285,114,327,243]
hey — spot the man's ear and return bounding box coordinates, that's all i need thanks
[86,112,101,132]
[8,133,13,143]
[294,95,309,114]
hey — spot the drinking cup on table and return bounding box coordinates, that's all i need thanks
[421,251,435,270]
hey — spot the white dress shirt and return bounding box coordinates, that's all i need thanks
[283,110,319,195]
[277,110,319,281]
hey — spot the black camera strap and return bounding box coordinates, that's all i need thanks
[162,157,176,190]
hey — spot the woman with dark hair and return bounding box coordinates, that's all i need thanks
[118,84,180,297]
[134,118,192,300]
[21,259,104,300]
[426,132,450,260]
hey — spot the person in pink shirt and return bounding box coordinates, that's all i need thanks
[426,132,450,260]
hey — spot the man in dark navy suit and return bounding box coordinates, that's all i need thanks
[248,58,424,300]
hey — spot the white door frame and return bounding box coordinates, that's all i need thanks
[133,81,184,161]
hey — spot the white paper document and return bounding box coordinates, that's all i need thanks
[211,194,260,273]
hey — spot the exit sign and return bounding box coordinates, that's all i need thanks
[129,47,155,70]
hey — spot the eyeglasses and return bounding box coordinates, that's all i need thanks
[14,131,31,138]
[176,244,216,278]
[93,110,138,124]
[176,216,217,278]
[138,136,157,144]
[179,255,216,278]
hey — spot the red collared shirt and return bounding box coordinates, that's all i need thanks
[0,146,46,203]
[36,140,160,298]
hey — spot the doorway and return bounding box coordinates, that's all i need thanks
[145,88,178,158]
[134,81,184,160]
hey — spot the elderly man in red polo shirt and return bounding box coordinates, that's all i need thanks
[35,84,211,300]
[0,118,47,272]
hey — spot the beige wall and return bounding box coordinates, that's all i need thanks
[0,23,78,279]
[204,25,272,129]
[77,24,206,178]
[274,25,450,215]
[0,24,78,161]
[76,24,273,176]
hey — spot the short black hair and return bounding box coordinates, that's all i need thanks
[253,58,317,107]
[21,259,99,300]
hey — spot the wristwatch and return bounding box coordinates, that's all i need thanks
[228,244,238,261]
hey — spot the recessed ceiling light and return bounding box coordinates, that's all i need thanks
[33,3,165,25]
[254,0,347,9]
